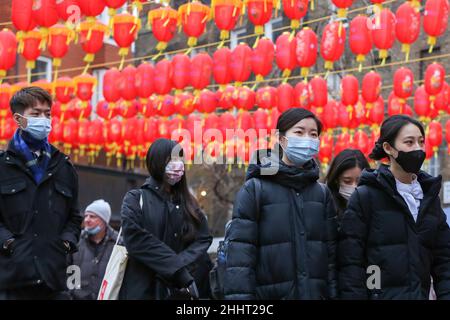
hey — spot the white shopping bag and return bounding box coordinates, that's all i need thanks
[97,227,128,300]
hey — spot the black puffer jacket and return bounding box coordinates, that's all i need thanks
[338,164,450,300]
[224,151,338,300]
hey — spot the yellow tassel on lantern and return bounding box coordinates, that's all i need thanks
[290,19,300,30]
[220,30,230,40]
[428,36,436,53]
[379,49,388,65]
[187,37,198,47]
[324,60,334,70]
[255,25,264,35]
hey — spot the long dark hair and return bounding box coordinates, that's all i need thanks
[146,138,202,243]
[325,149,370,213]
[369,115,425,161]
[275,108,323,157]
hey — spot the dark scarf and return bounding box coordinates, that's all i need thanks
[13,130,51,184]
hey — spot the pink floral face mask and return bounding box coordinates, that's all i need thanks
[165,160,185,185]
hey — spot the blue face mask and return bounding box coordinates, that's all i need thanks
[282,136,320,166]
[85,225,102,236]
[23,116,52,141]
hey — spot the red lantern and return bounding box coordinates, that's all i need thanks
[0,83,12,114]
[256,86,277,109]
[190,53,213,91]
[231,43,253,85]
[371,8,396,63]
[178,1,210,48]
[294,81,310,109]
[435,82,449,113]
[32,79,53,94]
[219,112,236,136]
[19,29,43,72]
[73,74,97,116]
[236,110,254,131]
[295,27,318,78]
[276,32,298,78]
[12,0,36,34]
[320,21,346,71]
[48,24,75,67]
[423,0,449,52]
[32,0,58,29]
[353,130,370,156]
[428,121,442,155]
[424,62,445,97]
[393,67,414,103]
[335,131,351,156]
[72,99,93,120]
[76,0,106,19]
[62,119,79,154]
[362,71,382,109]
[119,65,137,102]
[253,108,268,132]
[172,54,191,92]
[112,13,141,68]
[368,96,385,128]
[277,83,294,113]
[54,77,74,105]
[103,68,122,113]
[87,118,104,158]
[414,85,431,121]
[322,99,338,133]
[395,2,421,61]
[251,38,274,82]
[245,0,276,35]
[234,86,256,111]
[158,95,175,118]
[48,117,63,144]
[77,119,90,155]
[332,0,353,19]
[319,132,333,167]
[0,30,18,78]
[217,86,236,110]
[341,75,359,107]
[135,63,154,104]
[309,77,328,110]
[446,119,450,154]
[282,0,308,29]
[204,113,220,131]
[213,48,233,88]
[118,99,139,118]
[175,92,195,116]
[349,15,373,68]
[154,59,173,95]
[78,20,108,64]
[147,7,178,52]
[425,136,433,160]
[104,0,128,16]
[197,89,218,113]
[212,0,243,41]
[267,108,279,130]
[96,100,116,120]
[56,0,80,21]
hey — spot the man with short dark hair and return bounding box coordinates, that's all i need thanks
[0,86,82,300]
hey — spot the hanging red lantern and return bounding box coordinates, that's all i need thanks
[172,54,191,92]
[185,113,201,138]
[362,71,381,110]
[253,108,268,132]
[219,112,235,136]
[393,67,414,104]
[0,83,12,115]
[197,89,218,113]
[204,113,220,131]
[332,0,353,19]
[217,86,236,110]
[158,95,176,118]
[48,24,75,68]
[335,131,351,156]
[175,92,195,116]
[56,0,80,21]
[78,20,108,64]
[112,13,141,69]
[251,38,274,83]
[349,15,372,69]
[87,118,104,159]
[190,53,213,92]
[135,63,154,104]
[32,79,53,94]
[54,77,74,121]
[73,73,97,117]
[178,1,211,48]
[337,102,351,129]
[283,0,308,29]
[267,108,279,131]
[256,86,277,109]
[19,29,43,78]
[213,48,233,88]
[76,0,106,19]
[446,119,450,154]
[245,0,277,35]
[104,0,128,16]
[12,0,37,35]
[234,86,256,111]
[423,0,449,52]
[72,99,93,120]
[77,119,90,156]
[103,68,122,117]
[154,59,173,96]
[32,0,59,31]
[139,95,158,118]
[119,65,137,103]
[322,99,338,133]
[295,27,317,78]
[353,129,370,156]
[294,81,310,109]
[105,118,122,162]
[48,117,63,145]
[368,96,385,128]
[212,0,243,41]
[425,135,433,160]
[118,99,140,119]
[318,132,333,167]
[435,82,449,114]
[236,110,254,131]
[231,43,253,86]
[276,32,298,78]
[371,8,396,64]
[395,2,421,61]
[424,62,445,99]
[62,119,79,154]
[428,120,442,155]
[414,85,431,121]
[341,75,359,108]
[0,29,18,79]
[320,21,346,71]
[148,7,178,52]
[277,83,294,113]
[52,100,70,120]
[309,77,328,111]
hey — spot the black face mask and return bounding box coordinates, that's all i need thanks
[394,149,426,174]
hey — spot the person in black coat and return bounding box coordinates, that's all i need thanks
[338,115,450,300]
[0,87,81,300]
[325,149,370,219]
[119,138,213,300]
[224,108,338,300]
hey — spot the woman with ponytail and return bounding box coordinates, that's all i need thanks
[338,115,450,300]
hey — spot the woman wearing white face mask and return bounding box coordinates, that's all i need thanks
[325,149,370,219]
[224,108,338,300]
[119,138,212,300]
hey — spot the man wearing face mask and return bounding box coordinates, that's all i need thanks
[68,199,118,300]
[0,87,82,300]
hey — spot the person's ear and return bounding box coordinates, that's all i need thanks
[383,142,397,158]
[277,132,287,149]
[13,113,26,129]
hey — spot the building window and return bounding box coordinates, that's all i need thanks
[264,17,283,42]
[230,28,247,50]
[92,68,107,115]
[31,56,52,82]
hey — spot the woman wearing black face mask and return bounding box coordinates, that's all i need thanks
[338,115,450,300]
[223,108,338,300]
[118,138,212,300]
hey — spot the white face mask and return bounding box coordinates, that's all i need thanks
[339,184,356,201]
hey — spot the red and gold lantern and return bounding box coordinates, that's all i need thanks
[276,32,298,78]
[349,15,372,69]
[112,13,141,69]
[295,27,317,78]
[178,1,211,49]
[423,0,449,52]
[148,7,178,52]
[251,38,274,83]
[212,0,243,41]
[395,2,421,61]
